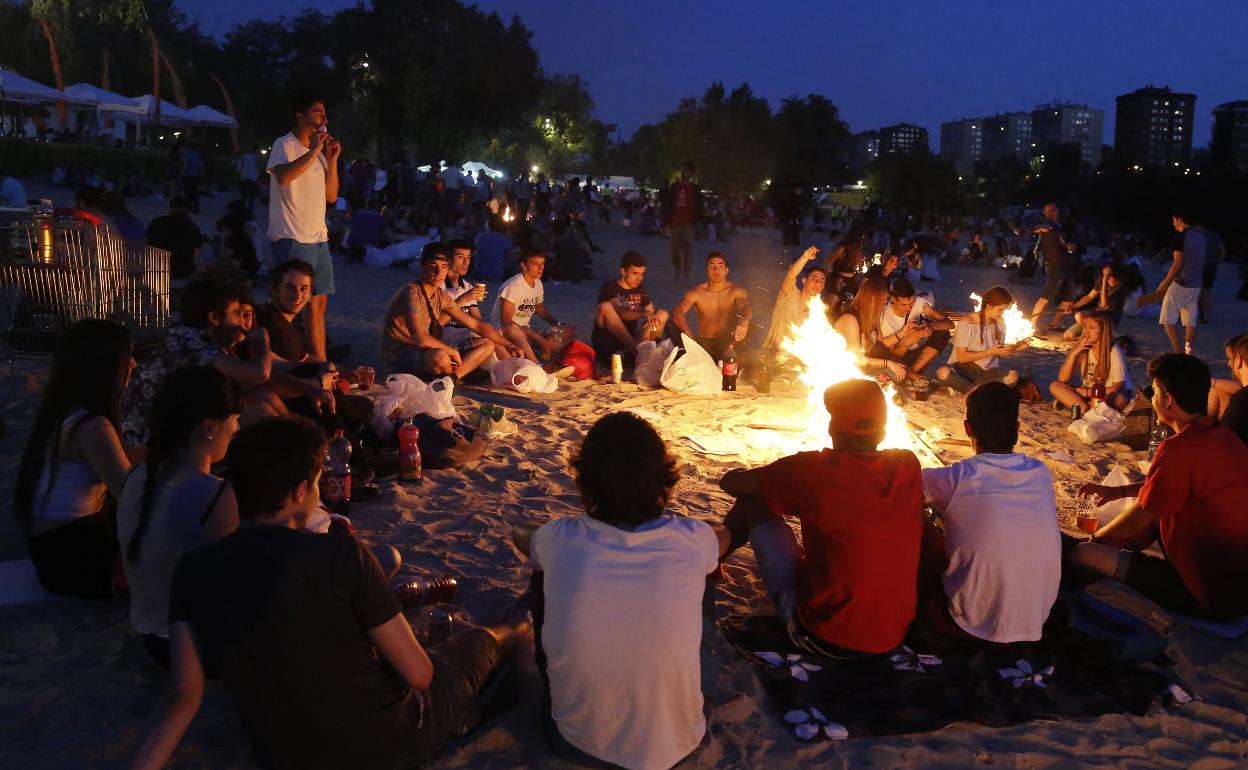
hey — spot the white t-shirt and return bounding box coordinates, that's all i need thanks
[266,132,328,243]
[1089,345,1133,392]
[442,277,477,327]
[922,453,1061,643]
[530,514,719,770]
[492,273,542,328]
[879,297,930,352]
[949,317,1003,370]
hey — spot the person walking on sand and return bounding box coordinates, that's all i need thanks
[1155,209,1206,354]
[661,161,705,282]
[267,95,342,362]
[669,252,752,362]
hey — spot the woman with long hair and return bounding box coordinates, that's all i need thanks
[834,278,908,383]
[15,320,135,596]
[939,286,1029,394]
[117,366,243,666]
[1050,311,1134,414]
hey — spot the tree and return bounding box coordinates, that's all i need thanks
[774,94,851,185]
[865,148,963,214]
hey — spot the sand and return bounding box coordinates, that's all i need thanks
[2,180,1248,768]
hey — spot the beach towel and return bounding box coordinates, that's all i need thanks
[720,602,1173,741]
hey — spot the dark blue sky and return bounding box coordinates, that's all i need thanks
[183,0,1248,149]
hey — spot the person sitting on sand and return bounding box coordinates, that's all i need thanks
[1049,311,1134,414]
[1208,334,1245,426]
[491,246,570,364]
[719,379,924,656]
[511,412,728,769]
[669,251,753,362]
[384,242,520,380]
[443,238,488,332]
[1058,265,1131,341]
[590,251,668,365]
[938,286,1029,394]
[15,320,134,597]
[117,367,243,667]
[129,417,531,770]
[833,278,909,386]
[871,278,954,380]
[918,383,1061,641]
[762,245,825,352]
[1067,354,1248,619]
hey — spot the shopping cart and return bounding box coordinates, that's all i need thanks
[0,215,171,358]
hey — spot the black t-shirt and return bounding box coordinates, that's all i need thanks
[1038,223,1066,267]
[256,302,308,363]
[1221,387,1248,447]
[146,213,204,280]
[596,280,650,334]
[170,527,415,770]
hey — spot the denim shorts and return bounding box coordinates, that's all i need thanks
[271,239,335,295]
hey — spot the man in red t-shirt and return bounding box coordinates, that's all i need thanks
[720,379,924,655]
[661,161,704,282]
[1071,353,1248,619]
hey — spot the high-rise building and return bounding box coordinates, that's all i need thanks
[940,118,982,175]
[1030,103,1104,166]
[850,130,880,174]
[1212,100,1248,174]
[879,122,929,156]
[981,112,1033,164]
[1114,85,1196,168]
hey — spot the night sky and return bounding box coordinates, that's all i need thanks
[182,0,1248,149]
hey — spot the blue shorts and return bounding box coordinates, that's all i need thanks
[271,239,335,295]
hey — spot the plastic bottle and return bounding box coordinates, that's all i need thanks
[398,419,421,482]
[320,429,352,516]
[754,349,772,394]
[1089,380,1106,407]
[1147,416,1173,462]
[392,574,459,606]
[721,344,738,391]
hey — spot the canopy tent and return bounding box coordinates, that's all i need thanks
[115,95,198,125]
[597,175,637,190]
[0,68,67,103]
[64,83,145,114]
[460,161,506,179]
[186,104,238,128]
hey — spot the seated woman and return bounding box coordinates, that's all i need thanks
[833,278,908,386]
[511,413,728,770]
[1208,334,1245,419]
[938,286,1029,394]
[1049,311,1134,414]
[15,320,134,597]
[117,366,243,667]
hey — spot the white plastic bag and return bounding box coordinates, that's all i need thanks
[490,357,558,393]
[1067,401,1126,444]
[635,339,675,389]
[660,334,721,395]
[370,373,456,438]
[1095,466,1135,527]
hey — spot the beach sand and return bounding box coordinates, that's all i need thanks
[2,181,1247,768]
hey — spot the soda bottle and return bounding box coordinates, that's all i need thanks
[1089,380,1106,407]
[754,349,772,394]
[320,429,352,516]
[392,573,459,606]
[398,418,422,482]
[721,344,738,391]
[1147,416,1173,462]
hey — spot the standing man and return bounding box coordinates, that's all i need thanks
[1198,224,1226,325]
[1155,209,1206,354]
[591,251,668,363]
[670,252,752,362]
[1026,203,1076,332]
[267,95,342,362]
[180,142,205,214]
[661,161,704,282]
[237,146,261,215]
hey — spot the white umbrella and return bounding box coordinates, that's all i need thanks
[186,104,238,128]
[64,83,145,114]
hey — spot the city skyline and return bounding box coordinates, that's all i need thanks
[179,0,1248,150]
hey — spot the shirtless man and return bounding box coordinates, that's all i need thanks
[670,252,752,361]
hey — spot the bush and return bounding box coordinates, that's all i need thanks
[0,138,236,185]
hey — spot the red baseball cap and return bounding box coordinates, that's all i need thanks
[823,379,887,436]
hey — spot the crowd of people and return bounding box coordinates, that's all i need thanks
[9,95,1248,769]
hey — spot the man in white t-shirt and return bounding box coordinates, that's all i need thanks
[491,247,565,363]
[918,382,1061,642]
[871,278,954,378]
[441,238,486,348]
[511,412,728,770]
[267,95,341,361]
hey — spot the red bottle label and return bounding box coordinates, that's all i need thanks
[324,473,351,501]
[722,362,738,377]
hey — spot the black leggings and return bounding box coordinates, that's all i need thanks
[27,510,119,598]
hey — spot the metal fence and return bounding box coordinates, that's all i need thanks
[0,215,171,355]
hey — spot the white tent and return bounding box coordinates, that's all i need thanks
[121,95,198,125]
[187,104,238,128]
[64,83,145,114]
[460,161,505,179]
[0,68,69,103]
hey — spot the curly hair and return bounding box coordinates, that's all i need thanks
[571,412,679,529]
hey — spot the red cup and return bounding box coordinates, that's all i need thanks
[355,365,375,390]
[1077,515,1098,534]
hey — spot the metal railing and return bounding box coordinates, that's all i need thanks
[0,214,171,355]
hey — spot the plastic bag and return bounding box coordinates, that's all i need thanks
[490,357,558,393]
[1067,401,1126,444]
[660,335,721,395]
[636,339,675,388]
[1095,465,1135,527]
[562,339,596,380]
[371,374,456,438]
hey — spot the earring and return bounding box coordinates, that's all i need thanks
[207,433,215,441]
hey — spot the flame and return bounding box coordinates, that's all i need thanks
[969,292,1034,345]
[776,296,924,455]
[502,206,515,222]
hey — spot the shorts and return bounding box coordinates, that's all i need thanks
[1158,283,1200,327]
[1122,551,1204,616]
[1040,263,1073,303]
[271,239,335,295]
[389,336,478,380]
